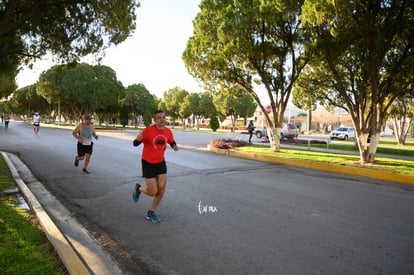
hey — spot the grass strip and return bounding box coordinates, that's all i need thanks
[236,145,414,175]
[0,155,67,274]
[293,140,414,157]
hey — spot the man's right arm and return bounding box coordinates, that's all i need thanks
[133,132,143,146]
[72,125,82,143]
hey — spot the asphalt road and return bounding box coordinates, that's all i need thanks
[1,121,414,274]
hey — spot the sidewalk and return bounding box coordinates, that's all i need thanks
[1,151,123,275]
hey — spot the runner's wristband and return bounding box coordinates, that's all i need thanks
[170,141,177,148]
[133,139,141,147]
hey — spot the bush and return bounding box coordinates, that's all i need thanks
[210,116,220,132]
[210,139,248,149]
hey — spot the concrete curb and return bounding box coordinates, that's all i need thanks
[209,147,414,185]
[1,152,91,275]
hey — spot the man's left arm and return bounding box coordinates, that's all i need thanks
[169,141,178,151]
[93,128,99,140]
[169,131,178,151]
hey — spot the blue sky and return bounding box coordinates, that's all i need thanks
[16,0,204,98]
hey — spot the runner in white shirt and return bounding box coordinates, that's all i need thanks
[33,112,40,136]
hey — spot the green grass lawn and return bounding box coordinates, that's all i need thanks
[236,144,414,175]
[0,156,67,274]
[292,140,414,157]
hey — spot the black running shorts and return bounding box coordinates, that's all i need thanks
[141,159,167,178]
[77,142,93,156]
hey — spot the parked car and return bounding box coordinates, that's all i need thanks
[329,127,355,140]
[255,123,299,139]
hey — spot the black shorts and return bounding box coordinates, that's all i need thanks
[77,142,93,156]
[33,122,40,127]
[141,159,167,178]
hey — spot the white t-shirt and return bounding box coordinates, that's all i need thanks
[33,115,40,123]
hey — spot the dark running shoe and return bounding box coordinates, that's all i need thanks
[74,156,79,167]
[132,183,141,203]
[82,168,90,174]
[146,211,161,223]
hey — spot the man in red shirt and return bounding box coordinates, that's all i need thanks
[132,110,179,222]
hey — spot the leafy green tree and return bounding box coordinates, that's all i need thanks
[232,91,257,125]
[120,84,157,126]
[301,0,414,163]
[0,0,140,77]
[388,90,414,145]
[199,92,217,119]
[25,84,51,116]
[183,0,311,151]
[213,89,257,132]
[6,84,50,116]
[37,63,124,123]
[0,66,17,99]
[180,93,200,129]
[160,87,189,127]
[194,92,217,130]
[213,93,236,131]
[91,65,125,124]
[36,64,72,120]
[5,86,30,115]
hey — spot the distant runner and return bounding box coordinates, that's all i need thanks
[33,112,40,136]
[4,113,10,130]
[72,114,99,174]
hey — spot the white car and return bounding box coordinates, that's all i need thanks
[330,127,355,140]
[255,123,299,139]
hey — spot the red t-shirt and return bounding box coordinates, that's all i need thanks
[141,125,175,164]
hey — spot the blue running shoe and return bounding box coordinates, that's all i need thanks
[132,183,141,203]
[146,211,161,223]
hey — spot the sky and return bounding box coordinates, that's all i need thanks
[16,0,204,98]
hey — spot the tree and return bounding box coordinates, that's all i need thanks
[183,0,311,151]
[37,63,124,122]
[232,90,257,125]
[5,86,31,115]
[120,83,158,127]
[311,107,339,134]
[0,65,17,99]
[0,0,140,77]
[6,84,49,116]
[213,89,257,132]
[198,92,217,129]
[25,84,51,116]
[301,0,414,163]
[160,87,189,127]
[388,90,414,145]
[180,93,200,129]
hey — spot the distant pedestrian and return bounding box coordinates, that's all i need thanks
[248,120,255,143]
[33,112,40,136]
[72,114,99,174]
[132,110,179,223]
[4,113,10,130]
